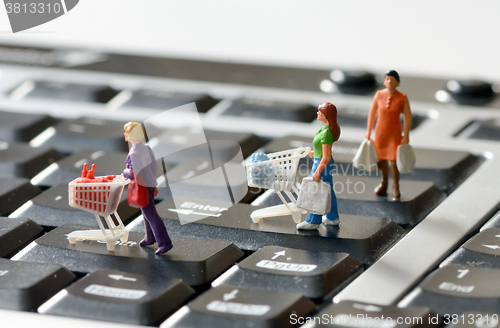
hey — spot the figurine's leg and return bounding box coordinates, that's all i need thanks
[142,187,172,254]
[374,160,389,196]
[390,160,400,200]
[139,216,155,246]
[323,158,339,224]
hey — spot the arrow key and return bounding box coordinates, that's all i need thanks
[39,269,194,325]
[161,286,314,328]
[212,246,362,299]
[441,228,500,269]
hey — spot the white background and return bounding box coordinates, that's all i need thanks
[0,0,498,80]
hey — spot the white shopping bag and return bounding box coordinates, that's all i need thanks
[352,139,379,172]
[397,144,416,173]
[296,177,331,215]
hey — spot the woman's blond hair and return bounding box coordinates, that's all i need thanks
[124,122,145,141]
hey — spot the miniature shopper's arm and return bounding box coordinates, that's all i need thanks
[402,97,412,145]
[366,93,378,140]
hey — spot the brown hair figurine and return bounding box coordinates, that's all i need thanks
[366,70,412,200]
[297,102,341,230]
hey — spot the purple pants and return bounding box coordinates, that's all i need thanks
[141,187,171,248]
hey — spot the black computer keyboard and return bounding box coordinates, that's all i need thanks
[0,44,499,327]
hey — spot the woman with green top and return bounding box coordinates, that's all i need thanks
[297,102,341,230]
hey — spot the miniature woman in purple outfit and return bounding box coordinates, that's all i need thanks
[123,122,172,254]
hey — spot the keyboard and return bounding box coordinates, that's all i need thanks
[0,43,500,327]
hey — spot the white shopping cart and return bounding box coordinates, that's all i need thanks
[67,175,130,251]
[246,146,310,223]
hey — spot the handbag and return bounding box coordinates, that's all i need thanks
[352,139,379,172]
[397,144,416,174]
[296,177,331,215]
[127,174,149,208]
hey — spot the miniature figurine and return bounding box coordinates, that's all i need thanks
[366,70,412,200]
[123,122,172,254]
[297,102,341,230]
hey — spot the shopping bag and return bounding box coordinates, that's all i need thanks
[352,139,379,172]
[296,177,331,215]
[397,144,416,174]
[127,175,149,208]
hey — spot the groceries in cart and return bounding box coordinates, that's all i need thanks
[246,146,310,224]
[67,163,130,251]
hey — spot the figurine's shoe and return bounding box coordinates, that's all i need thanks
[155,243,173,255]
[139,239,155,246]
[296,221,320,230]
[393,186,401,200]
[374,182,388,196]
[322,217,340,226]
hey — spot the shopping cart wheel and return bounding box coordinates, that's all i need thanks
[120,230,129,243]
[251,215,261,223]
[292,211,302,223]
[106,240,116,252]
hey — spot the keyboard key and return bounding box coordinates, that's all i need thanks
[12,224,244,286]
[156,158,254,203]
[222,98,316,122]
[399,265,500,316]
[0,110,57,142]
[330,70,377,95]
[13,80,121,103]
[39,269,194,325]
[9,184,139,229]
[254,175,445,226]
[0,217,43,257]
[152,127,266,164]
[212,246,362,299]
[336,105,426,130]
[123,88,218,113]
[462,119,500,141]
[128,196,404,265]
[305,301,438,328]
[31,149,169,187]
[263,137,480,192]
[0,141,63,178]
[0,258,75,311]
[161,286,315,328]
[40,118,130,153]
[440,228,500,270]
[0,178,40,215]
[446,80,495,106]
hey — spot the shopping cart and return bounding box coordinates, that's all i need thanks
[246,146,311,223]
[67,175,130,251]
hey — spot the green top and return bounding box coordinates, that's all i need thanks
[312,125,334,158]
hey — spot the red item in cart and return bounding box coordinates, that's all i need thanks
[74,163,117,213]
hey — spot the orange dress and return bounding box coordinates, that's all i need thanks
[374,89,406,161]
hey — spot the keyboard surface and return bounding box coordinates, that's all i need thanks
[0,43,500,327]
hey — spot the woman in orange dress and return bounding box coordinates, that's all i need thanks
[366,70,412,200]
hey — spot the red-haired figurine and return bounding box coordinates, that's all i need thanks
[297,102,341,230]
[366,70,412,200]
